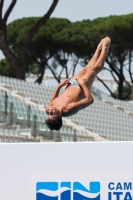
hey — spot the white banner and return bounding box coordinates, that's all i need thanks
[31,171,133,200]
[0,142,133,199]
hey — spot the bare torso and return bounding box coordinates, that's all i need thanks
[50,86,83,116]
[50,69,97,117]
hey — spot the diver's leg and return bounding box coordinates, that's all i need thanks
[70,38,105,80]
[78,37,111,88]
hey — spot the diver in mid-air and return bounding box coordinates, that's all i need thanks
[45,37,111,130]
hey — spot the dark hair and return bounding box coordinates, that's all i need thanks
[45,116,62,131]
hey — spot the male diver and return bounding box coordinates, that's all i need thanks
[45,37,111,130]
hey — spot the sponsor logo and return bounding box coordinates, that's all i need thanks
[36,181,100,200]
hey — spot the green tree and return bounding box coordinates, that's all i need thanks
[112,84,131,100]
[0,58,10,76]
[7,17,71,83]
[49,20,93,82]
[82,14,133,100]
[0,0,59,79]
[6,14,133,99]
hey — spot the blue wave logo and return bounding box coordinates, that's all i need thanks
[73,182,100,200]
[60,182,71,200]
[36,181,100,200]
[36,182,58,200]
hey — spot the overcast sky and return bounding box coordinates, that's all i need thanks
[3,0,133,23]
[1,0,133,93]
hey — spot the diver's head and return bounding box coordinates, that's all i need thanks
[45,107,62,130]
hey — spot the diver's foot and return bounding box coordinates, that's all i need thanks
[97,38,104,50]
[103,37,111,53]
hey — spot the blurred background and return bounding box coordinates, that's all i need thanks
[0,0,133,143]
[0,0,133,98]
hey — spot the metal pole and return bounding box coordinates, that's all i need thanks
[27,105,31,128]
[57,130,60,142]
[50,130,53,140]
[4,91,8,117]
[33,115,37,138]
[130,86,133,101]
[9,103,13,126]
[74,129,77,142]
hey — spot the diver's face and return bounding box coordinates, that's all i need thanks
[47,107,59,119]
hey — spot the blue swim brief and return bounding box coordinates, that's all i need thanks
[65,79,79,89]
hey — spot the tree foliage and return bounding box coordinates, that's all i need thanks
[0,58,10,76]
[112,84,131,101]
[79,14,133,100]
[2,13,133,99]
[0,0,59,79]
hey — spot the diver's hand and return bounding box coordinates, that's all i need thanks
[77,78,88,86]
[59,78,71,87]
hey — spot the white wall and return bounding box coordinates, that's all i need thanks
[0,142,133,200]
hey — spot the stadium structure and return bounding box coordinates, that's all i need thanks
[0,75,133,143]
